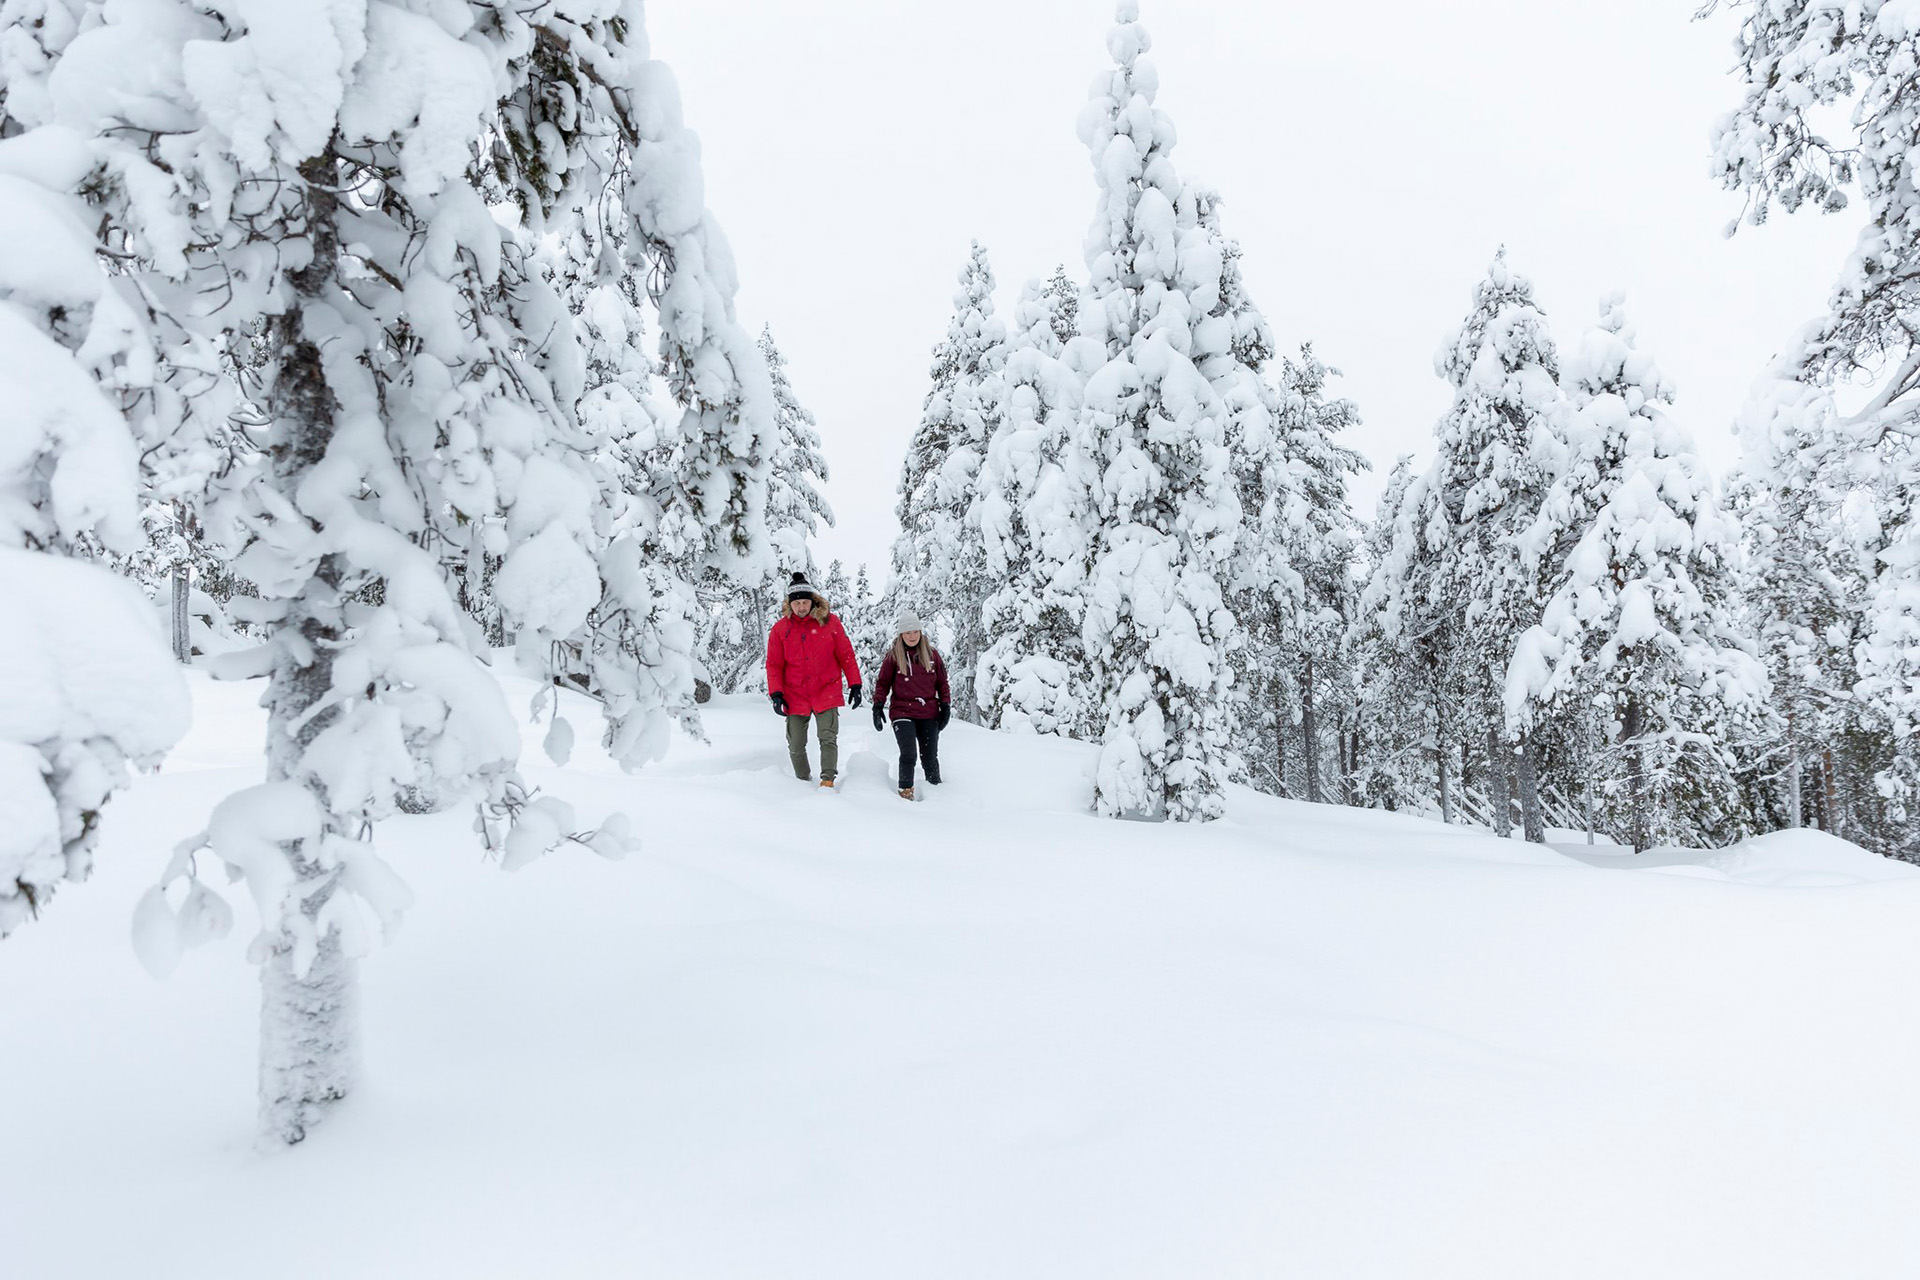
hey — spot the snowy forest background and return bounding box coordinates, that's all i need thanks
[7,0,1920,1143]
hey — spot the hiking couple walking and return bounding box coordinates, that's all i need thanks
[765,572,950,800]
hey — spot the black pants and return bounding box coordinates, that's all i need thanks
[892,718,941,789]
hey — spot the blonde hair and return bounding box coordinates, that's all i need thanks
[891,631,938,676]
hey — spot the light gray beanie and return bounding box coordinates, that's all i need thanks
[894,607,924,634]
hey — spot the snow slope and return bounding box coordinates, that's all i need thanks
[6,671,1920,1279]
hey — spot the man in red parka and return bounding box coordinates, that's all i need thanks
[766,572,862,788]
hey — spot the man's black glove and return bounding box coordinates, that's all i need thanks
[769,692,787,716]
[936,702,951,730]
[848,684,863,709]
[872,705,885,732]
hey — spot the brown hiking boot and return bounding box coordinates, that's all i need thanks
[898,787,914,801]
[819,777,836,790]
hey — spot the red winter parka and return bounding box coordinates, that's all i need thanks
[766,600,862,716]
[874,644,950,721]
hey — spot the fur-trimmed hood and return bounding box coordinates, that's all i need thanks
[783,594,831,624]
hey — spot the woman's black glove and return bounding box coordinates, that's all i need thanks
[936,702,951,730]
[769,692,787,716]
[872,705,885,732]
[848,684,863,709]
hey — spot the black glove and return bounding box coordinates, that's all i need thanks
[872,705,885,732]
[936,702,951,730]
[848,684,863,709]
[769,692,787,716]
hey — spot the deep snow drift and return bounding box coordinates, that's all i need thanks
[6,669,1920,1279]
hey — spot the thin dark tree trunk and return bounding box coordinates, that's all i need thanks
[1582,710,1598,846]
[1821,748,1840,837]
[1785,744,1802,829]
[1274,685,1289,798]
[1623,696,1649,853]
[169,500,192,661]
[1485,724,1512,838]
[1343,726,1361,806]
[1516,732,1545,843]
[1302,653,1321,803]
[1437,735,1452,825]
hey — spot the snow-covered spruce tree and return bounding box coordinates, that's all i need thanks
[842,562,893,673]
[1273,347,1366,801]
[977,272,1095,736]
[1506,296,1766,850]
[1073,3,1243,821]
[0,80,203,933]
[519,12,777,771]
[892,241,1005,721]
[1385,252,1563,838]
[687,326,828,694]
[1353,457,1446,813]
[1723,455,1871,838]
[1730,369,1913,853]
[36,1,770,1142]
[760,327,833,570]
[117,498,261,660]
[1231,338,1366,804]
[1706,0,1920,836]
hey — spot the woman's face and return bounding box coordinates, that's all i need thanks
[902,629,922,646]
[790,597,811,617]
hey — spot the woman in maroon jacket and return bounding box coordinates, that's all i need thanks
[766,572,862,788]
[870,607,950,800]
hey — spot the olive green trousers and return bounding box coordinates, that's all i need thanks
[785,708,839,780]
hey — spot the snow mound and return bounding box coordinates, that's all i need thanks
[1697,828,1920,887]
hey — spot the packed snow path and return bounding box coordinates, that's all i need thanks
[7,673,1920,1279]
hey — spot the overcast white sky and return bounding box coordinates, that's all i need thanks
[646,0,1859,581]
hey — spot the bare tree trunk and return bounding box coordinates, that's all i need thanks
[1302,652,1321,804]
[951,585,988,723]
[1485,724,1512,838]
[1821,748,1840,837]
[258,152,355,1146]
[169,500,193,661]
[1437,739,1452,825]
[1274,687,1289,799]
[1623,696,1649,853]
[1785,742,1802,829]
[1516,732,1545,843]
[1343,726,1361,806]
[1582,710,1598,846]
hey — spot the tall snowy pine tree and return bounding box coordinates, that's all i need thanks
[23,0,767,1143]
[1073,3,1244,821]
[892,241,1005,721]
[1708,0,1920,829]
[977,272,1094,736]
[1506,296,1766,850]
[1381,252,1562,838]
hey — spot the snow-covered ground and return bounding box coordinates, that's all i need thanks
[7,671,1920,1279]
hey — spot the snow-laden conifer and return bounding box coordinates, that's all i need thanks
[1730,365,1911,851]
[977,274,1093,736]
[1506,296,1766,850]
[1073,3,1242,821]
[1353,457,1448,814]
[1708,0,1920,837]
[0,2,216,934]
[892,242,1005,720]
[21,0,763,1143]
[1378,252,1562,837]
[693,326,831,694]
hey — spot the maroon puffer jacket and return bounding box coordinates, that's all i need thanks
[874,645,950,721]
